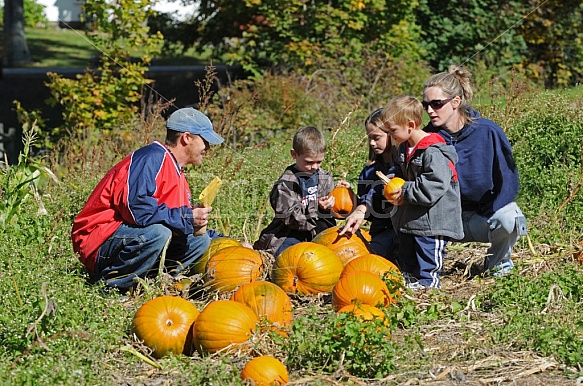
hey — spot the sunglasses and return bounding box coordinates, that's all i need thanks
[422,97,454,110]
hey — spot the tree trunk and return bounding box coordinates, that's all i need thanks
[3,0,32,67]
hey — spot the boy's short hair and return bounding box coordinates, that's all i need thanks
[293,126,326,155]
[381,95,423,128]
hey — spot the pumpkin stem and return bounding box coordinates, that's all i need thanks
[375,170,391,184]
[166,319,173,327]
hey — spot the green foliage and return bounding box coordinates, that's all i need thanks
[505,89,583,243]
[416,0,583,87]
[416,0,527,72]
[24,0,48,28]
[197,0,424,77]
[43,0,163,143]
[478,263,583,367]
[0,122,58,228]
[0,0,47,28]
[283,307,398,378]
[518,0,583,88]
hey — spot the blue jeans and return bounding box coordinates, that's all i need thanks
[460,202,525,273]
[274,236,304,257]
[95,223,210,291]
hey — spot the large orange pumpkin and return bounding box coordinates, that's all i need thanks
[271,242,344,295]
[205,246,264,292]
[231,280,293,331]
[132,296,200,358]
[313,226,371,265]
[192,300,258,354]
[331,271,394,311]
[192,237,243,274]
[240,356,289,386]
[330,185,356,219]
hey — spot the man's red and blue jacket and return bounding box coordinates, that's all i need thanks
[71,141,195,272]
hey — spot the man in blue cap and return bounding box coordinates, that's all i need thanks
[72,108,224,292]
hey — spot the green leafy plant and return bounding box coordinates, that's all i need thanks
[478,263,583,367]
[0,122,58,228]
[283,307,400,378]
[44,0,163,144]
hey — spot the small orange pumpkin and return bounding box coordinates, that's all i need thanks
[231,280,293,331]
[240,356,289,385]
[193,237,243,274]
[331,271,394,311]
[383,177,405,203]
[132,296,200,358]
[205,246,265,292]
[271,242,344,295]
[313,226,371,265]
[329,185,356,218]
[192,300,258,354]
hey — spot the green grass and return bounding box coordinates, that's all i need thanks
[1,74,583,384]
[24,27,215,68]
[25,27,98,68]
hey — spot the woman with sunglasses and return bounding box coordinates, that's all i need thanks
[422,65,527,276]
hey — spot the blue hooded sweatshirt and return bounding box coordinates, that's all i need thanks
[424,108,519,217]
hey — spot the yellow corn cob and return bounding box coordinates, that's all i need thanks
[199,176,222,207]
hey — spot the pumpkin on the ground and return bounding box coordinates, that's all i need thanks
[240,356,288,385]
[331,271,394,311]
[329,185,356,219]
[192,237,243,275]
[341,253,402,301]
[231,280,293,332]
[132,296,199,358]
[271,242,343,295]
[205,246,264,292]
[192,300,258,354]
[313,226,371,265]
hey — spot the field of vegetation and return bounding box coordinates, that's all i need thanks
[2,2,583,381]
[1,69,582,384]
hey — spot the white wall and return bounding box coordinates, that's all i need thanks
[36,0,198,23]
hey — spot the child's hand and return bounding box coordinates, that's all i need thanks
[335,180,351,188]
[338,205,366,236]
[387,187,404,206]
[318,195,335,211]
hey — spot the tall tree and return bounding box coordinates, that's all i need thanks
[2,0,32,66]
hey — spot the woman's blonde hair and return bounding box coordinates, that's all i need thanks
[423,65,474,124]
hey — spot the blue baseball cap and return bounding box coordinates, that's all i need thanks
[166,108,224,145]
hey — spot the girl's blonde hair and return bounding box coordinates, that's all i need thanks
[364,108,398,164]
[423,65,474,125]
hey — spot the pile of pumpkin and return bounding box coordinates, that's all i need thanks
[131,186,403,385]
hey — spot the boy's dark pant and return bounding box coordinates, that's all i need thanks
[397,233,447,288]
